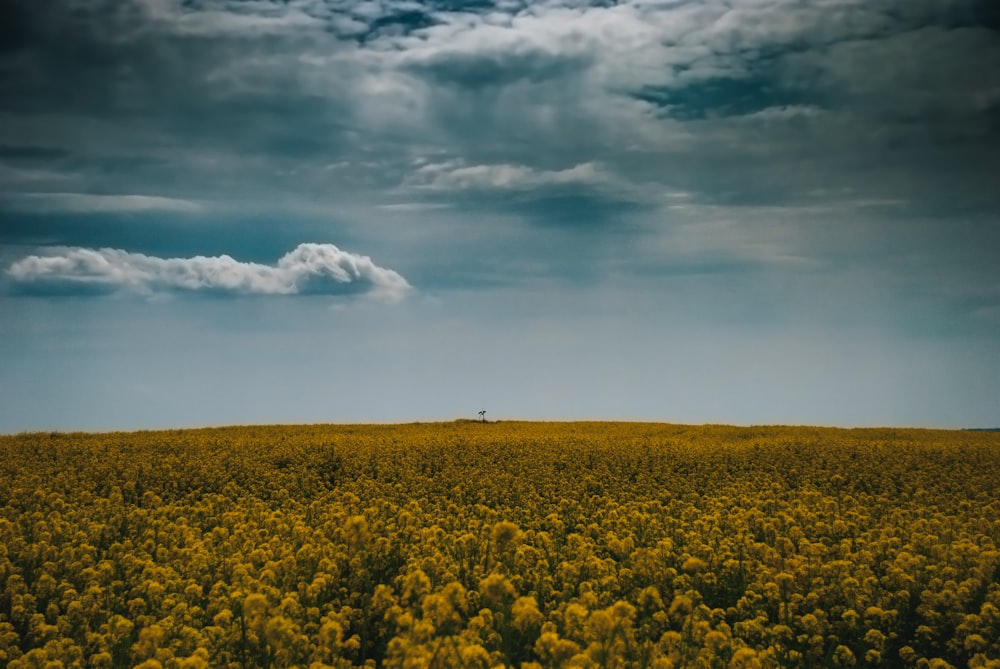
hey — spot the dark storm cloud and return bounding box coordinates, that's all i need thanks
[0,0,358,186]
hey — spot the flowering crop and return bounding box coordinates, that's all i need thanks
[1,422,998,668]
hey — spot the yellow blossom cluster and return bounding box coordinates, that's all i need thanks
[1,422,999,668]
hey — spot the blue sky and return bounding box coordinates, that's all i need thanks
[1,0,998,431]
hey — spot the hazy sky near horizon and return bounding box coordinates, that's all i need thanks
[1,0,998,431]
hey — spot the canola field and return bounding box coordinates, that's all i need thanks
[1,421,999,669]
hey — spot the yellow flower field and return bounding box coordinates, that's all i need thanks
[1,422,998,668]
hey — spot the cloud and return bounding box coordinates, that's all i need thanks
[399,160,666,229]
[7,243,411,301]
[376,202,452,212]
[0,0,997,293]
[144,5,322,36]
[402,40,594,89]
[7,193,203,214]
[4,0,995,211]
[405,160,609,191]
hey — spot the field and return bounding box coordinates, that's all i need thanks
[1,422,999,669]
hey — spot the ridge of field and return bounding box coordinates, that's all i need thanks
[1,422,998,668]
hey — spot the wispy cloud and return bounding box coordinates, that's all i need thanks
[7,193,203,214]
[375,202,452,212]
[139,1,323,36]
[405,160,609,191]
[8,243,411,301]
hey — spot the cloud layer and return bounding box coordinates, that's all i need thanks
[7,193,202,214]
[7,243,411,300]
[405,161,608,191]
[0,0,996,318]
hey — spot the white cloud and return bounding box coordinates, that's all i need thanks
[405,160,609,191]
[8,243,411,301]
[8,193,203,214]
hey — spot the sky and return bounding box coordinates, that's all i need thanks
[1,0,998,432]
